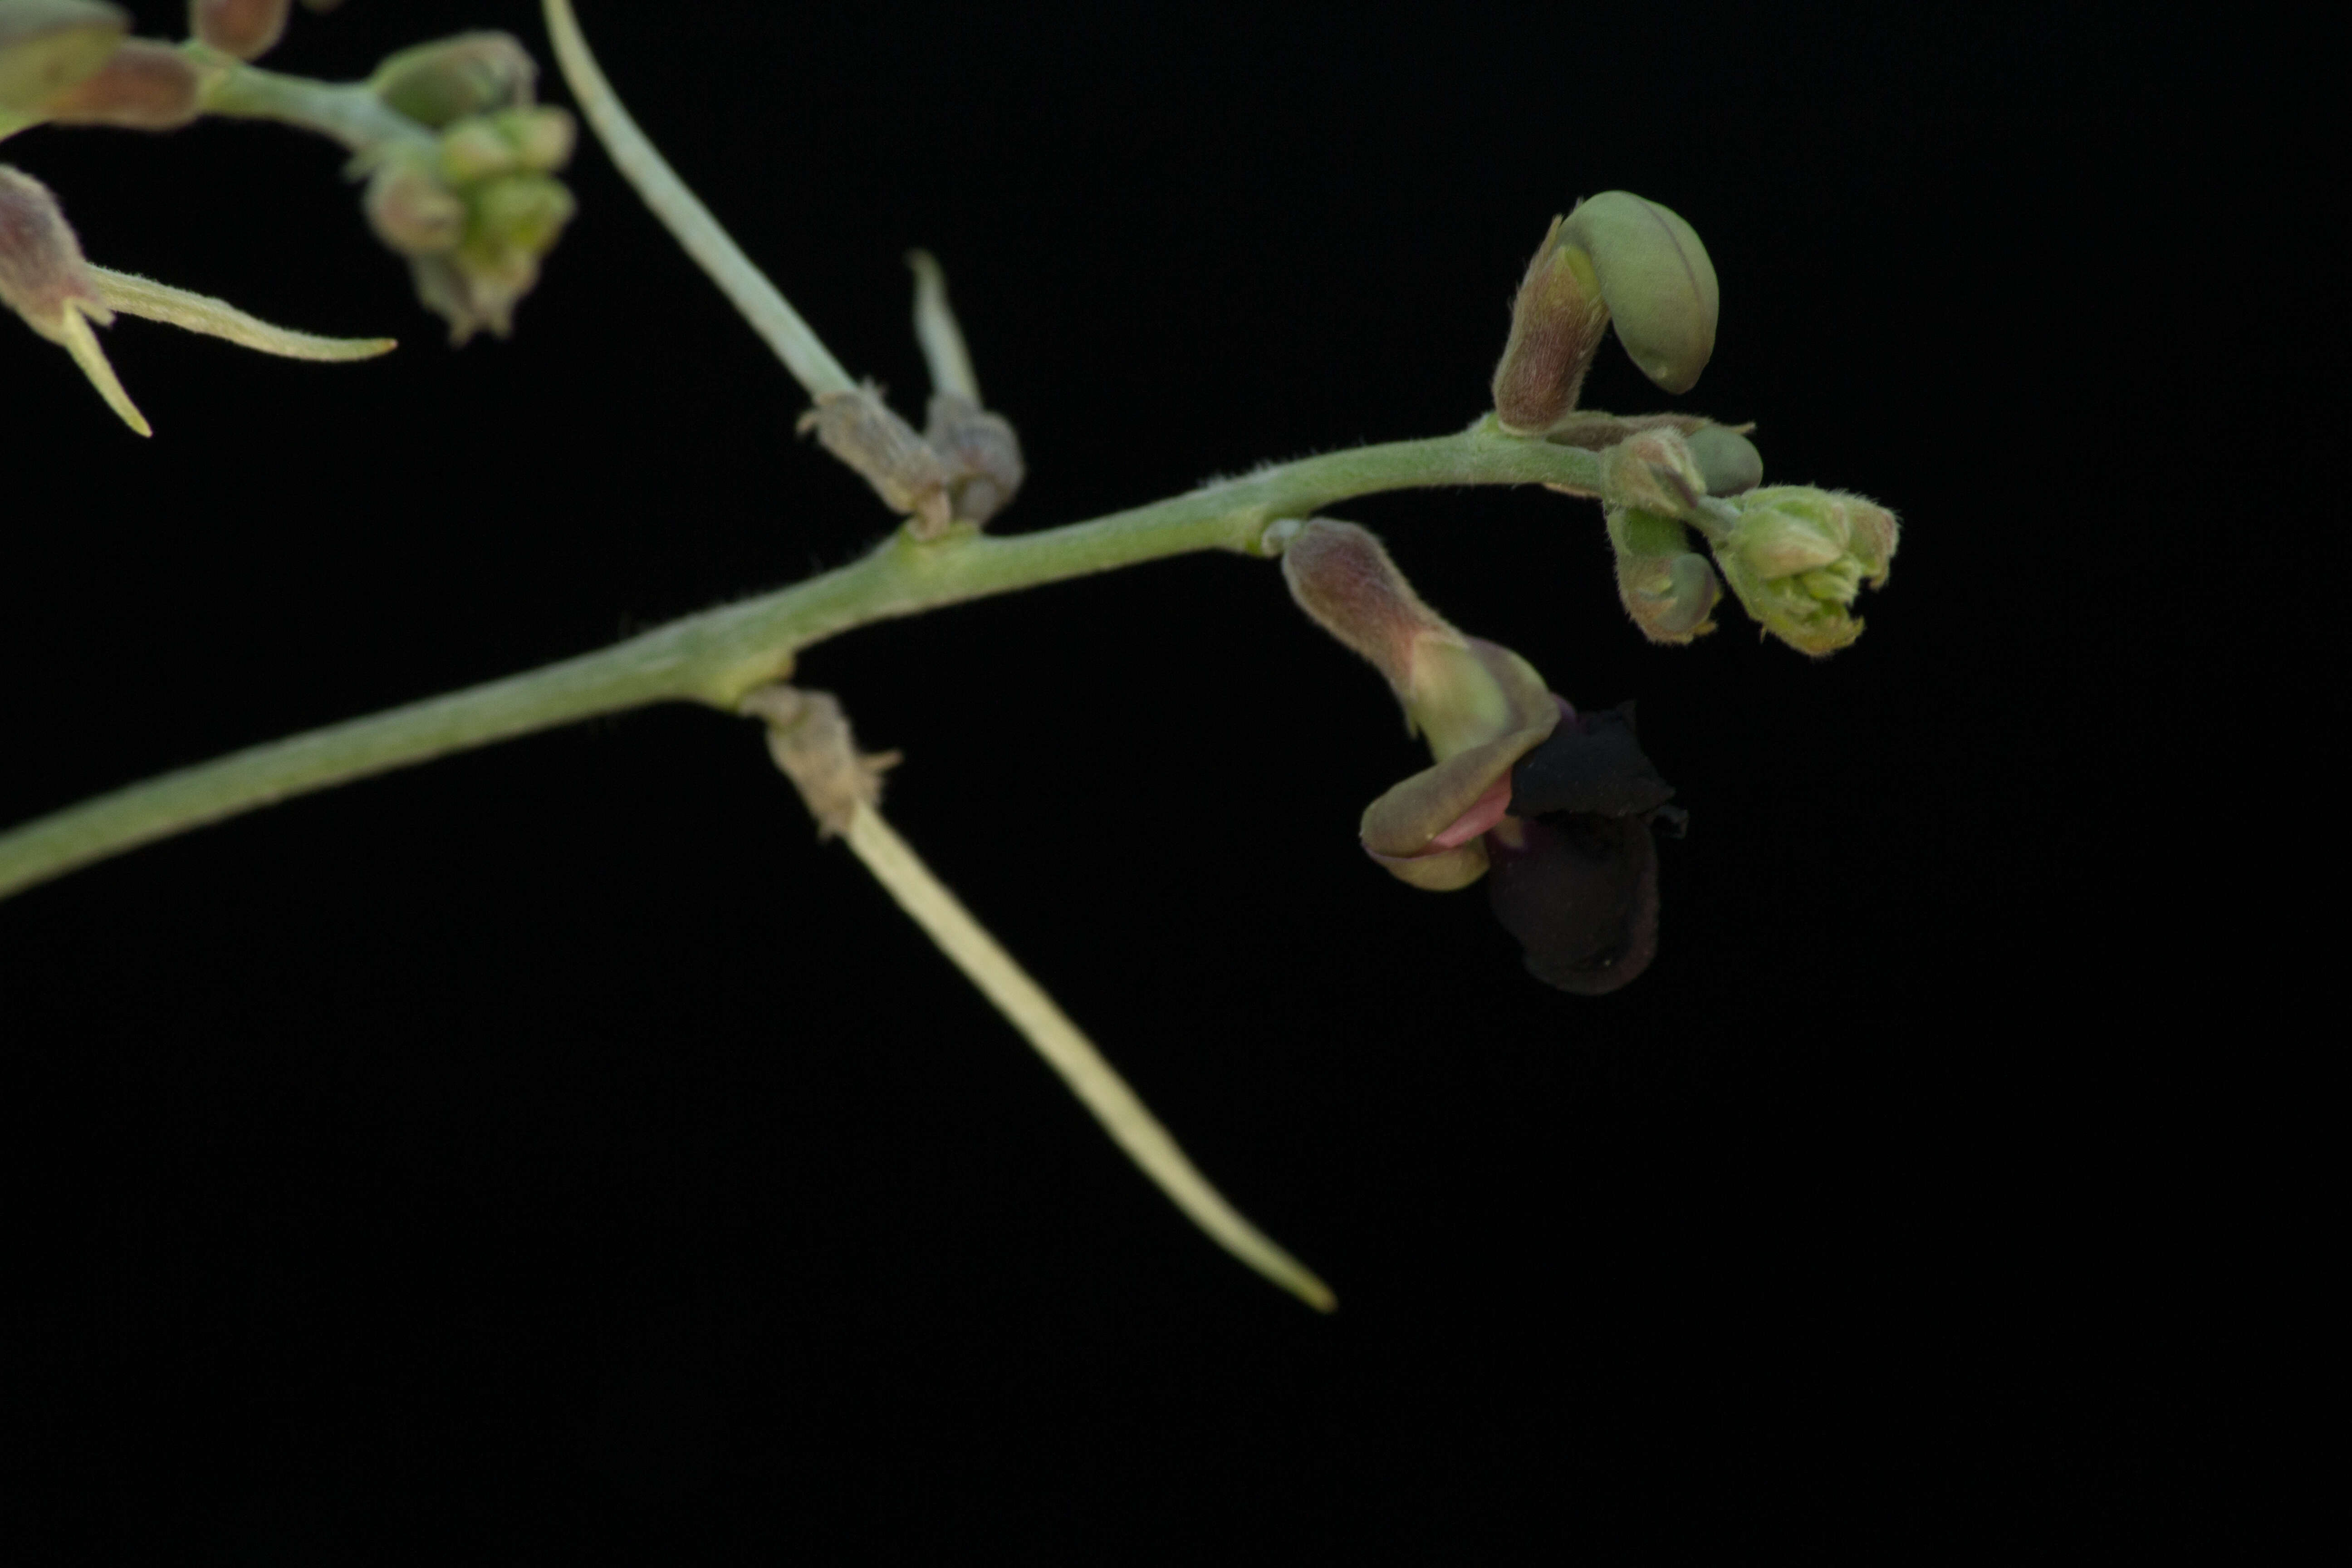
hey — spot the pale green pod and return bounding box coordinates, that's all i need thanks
[0,0,124,116]
[1560,191,1719,395]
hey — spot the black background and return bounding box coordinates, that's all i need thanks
[0,1,2331,1559]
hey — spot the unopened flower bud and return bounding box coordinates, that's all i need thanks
[1685,423,1762,496]
[436,114,520,183]
[370,31,534,128]
[1558,191,1719,395]
[1490,214,1609,435]
[0,163,147,432]
[41,37,199,129]
[466,171,572,254]
[0,0,127,116]
[1607,506,1721,644]
[0,161,103,334]
[493,105,573,173]
[189,0,287,61]
[1599,426,1705,517]
[1712,486,1900,656]
[363,156,462,256]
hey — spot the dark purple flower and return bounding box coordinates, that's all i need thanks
[1484,702,1681,995]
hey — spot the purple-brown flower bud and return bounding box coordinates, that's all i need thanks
[1490,214,1609,435]
[40,37,199,129]
[0,162,104,337]
[0,0,127,116]
[190,0,288,61]
[363,155,463,257]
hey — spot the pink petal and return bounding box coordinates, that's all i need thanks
[1430,772,1514,850]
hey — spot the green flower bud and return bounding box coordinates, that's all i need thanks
[435,106,575,185]
[466,171,572,254]
[370,31,534,129]
[1606,505,1720,645]
[400,172,572,343]
[363,154,463,256]
[493,105,574,173]
[436,113,520,184]
[1558,191,1719,396]
[189,0,287,62]
[1599,426,1705,517]
[40,37,199,129]
[1685,423,1762,496]
[1711,485,1900,656]
[1490,214,1609,435]
[0,0,126,117]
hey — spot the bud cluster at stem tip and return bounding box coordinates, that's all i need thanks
[359,34,575,342]
[1711,485,1900,656]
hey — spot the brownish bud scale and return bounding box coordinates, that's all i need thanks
[0,0,127,116]
[0,161,105,337]
[800,386,955,537]
[41,37,199,129]
[924,392,1024,526]
[1558,191,1719,395]
[363,156,462,256]
[1490,214,1609,435]
[189,0,287,61]
[1540,409,1713,452]
[370,31,534,128]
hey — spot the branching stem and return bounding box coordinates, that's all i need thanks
[0,421,1604,902]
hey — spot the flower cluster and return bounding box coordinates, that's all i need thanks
[359,34,577,342]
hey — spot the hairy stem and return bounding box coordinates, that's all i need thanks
[193,59,428,154]
[0,421,1603,902]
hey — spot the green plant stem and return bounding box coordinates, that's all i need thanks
[0,421,1603,903]
[193,58,428,154]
